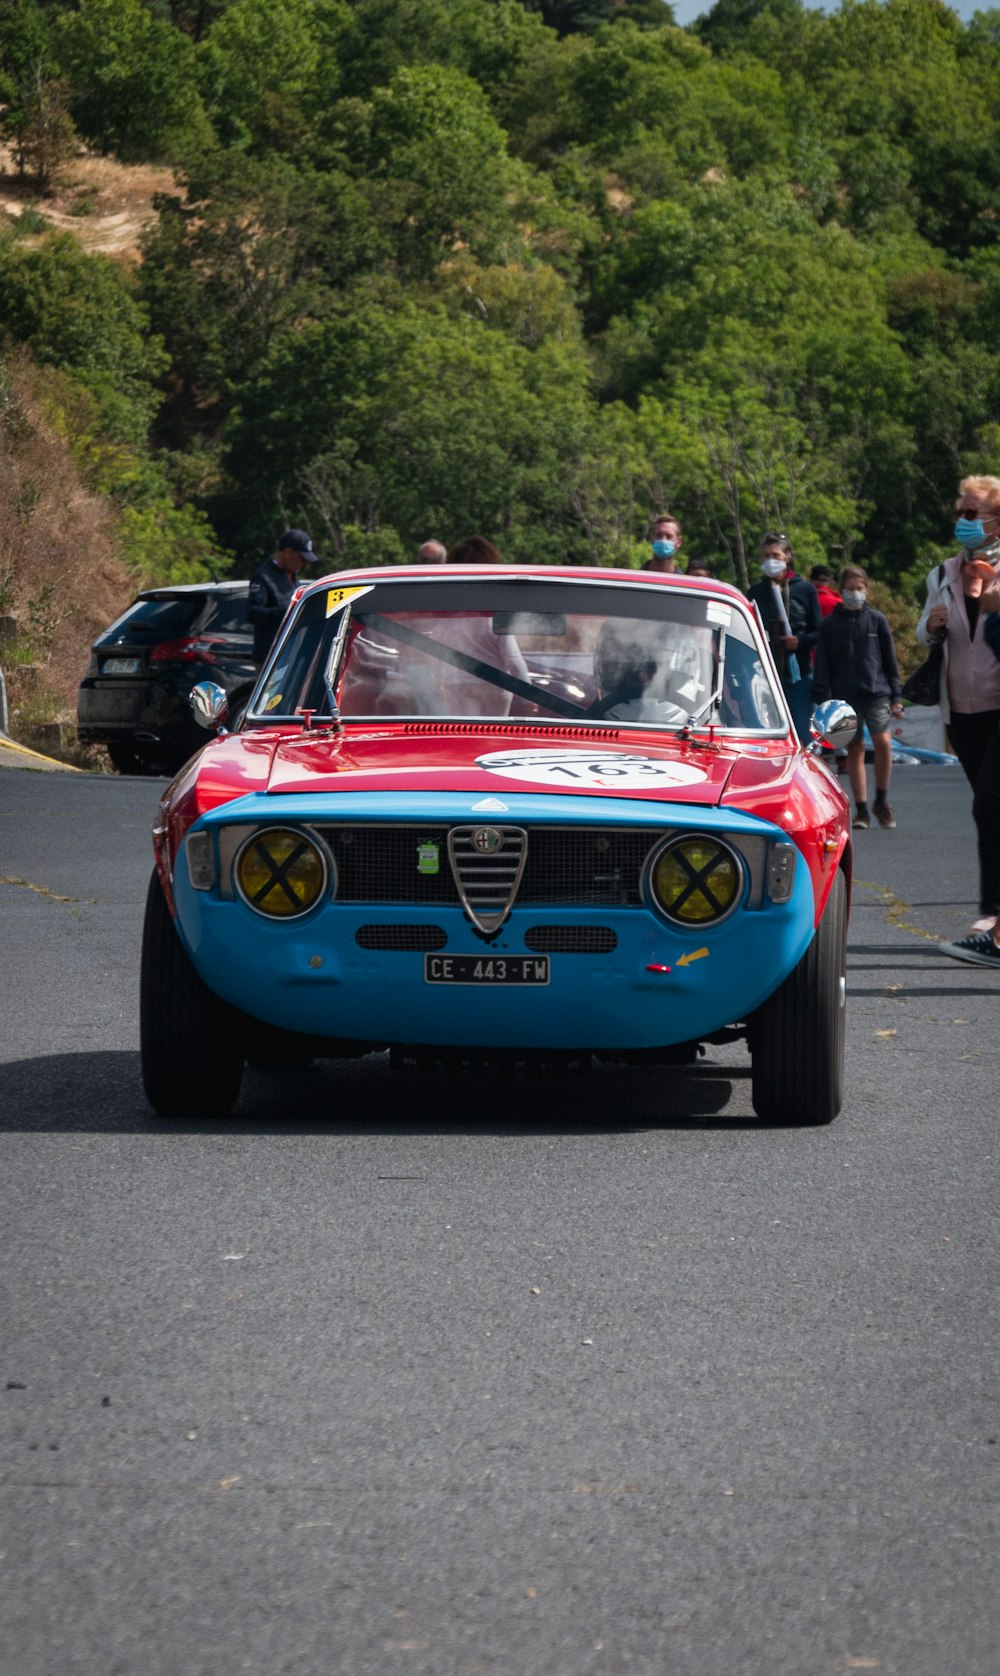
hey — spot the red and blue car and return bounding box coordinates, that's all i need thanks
[141,565,855,1123]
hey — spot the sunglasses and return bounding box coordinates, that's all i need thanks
[957,507,996,520]
[761,532,787,545]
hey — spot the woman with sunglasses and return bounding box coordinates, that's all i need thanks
[917,476,1000,944]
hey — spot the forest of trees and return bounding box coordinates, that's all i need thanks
[4,0,1000,599]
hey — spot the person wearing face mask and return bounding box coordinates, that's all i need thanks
[916,475,1000,937]
[938,573,1000,966]
[746,534,821,743]
[642,515,682,573]
[812,566,903,830]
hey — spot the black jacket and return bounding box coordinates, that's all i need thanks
[812,602,901,705]
[746,573,821,681]
[248,557,297,663]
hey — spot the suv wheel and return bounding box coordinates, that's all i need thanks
[106,742,147,775]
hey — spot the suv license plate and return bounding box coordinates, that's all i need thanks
[425,954,549,986]
[102,657,141,675]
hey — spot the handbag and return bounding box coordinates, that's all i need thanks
[901,638,944,707]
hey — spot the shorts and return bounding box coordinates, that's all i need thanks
[845,696,892,742]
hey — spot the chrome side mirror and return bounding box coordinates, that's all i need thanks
[812,698,857,748]
[190,681,229,733]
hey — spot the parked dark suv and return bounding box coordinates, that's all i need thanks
[78,582,258,774]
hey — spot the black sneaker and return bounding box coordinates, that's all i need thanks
[852,811,870,830]
[938,933,1000,969]
[874,802,896,829]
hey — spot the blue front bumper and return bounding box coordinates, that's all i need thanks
[171,790,818,1050]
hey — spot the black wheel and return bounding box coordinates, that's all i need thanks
[748,868,846,1126]
[140,870,245,1118]
[106,741,147,775]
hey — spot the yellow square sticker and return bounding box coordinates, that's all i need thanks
[325,585,373,618]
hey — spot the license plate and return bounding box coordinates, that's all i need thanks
[102,657,141,675]
[425,954,550,986]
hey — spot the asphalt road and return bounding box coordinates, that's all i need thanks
[1,761,997,1676]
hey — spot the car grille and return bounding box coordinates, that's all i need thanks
[351,923,618,953]
[447,824,527,932]
[523,926,618,954]
[316,826,660,908]
[355,924,448,951]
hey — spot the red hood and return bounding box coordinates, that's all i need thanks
[264,724,749,805]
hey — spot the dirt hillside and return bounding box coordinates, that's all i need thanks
[1,141,174,262]
[1,146,177,760]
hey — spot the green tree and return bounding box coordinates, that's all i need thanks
[0,230,167,440]
[437,256,583,349]
[139,154,378,441]
[55,0,211,160]
[221,300,599,562]
[197,0,348,153]
[630,382,858,588]
[569,21,722,174]
[521,0,618,33]
[696,0,804,57]
[0,1,77,189]
[326,0,547,109]
[143,0,232,42]
[362,65,520,276]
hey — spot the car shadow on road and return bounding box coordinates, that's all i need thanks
[0,1050,775,1135]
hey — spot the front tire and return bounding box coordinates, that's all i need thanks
[748,869,846,1126]
[140,871,245,1118]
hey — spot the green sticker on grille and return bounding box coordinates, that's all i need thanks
[417,842,440,876]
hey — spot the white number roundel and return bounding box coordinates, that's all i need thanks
[475,749,707,789]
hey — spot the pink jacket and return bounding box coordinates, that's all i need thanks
[915,553,1000,720]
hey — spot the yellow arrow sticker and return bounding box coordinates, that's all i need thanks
[677,947,710,968]
[325,585,372,618]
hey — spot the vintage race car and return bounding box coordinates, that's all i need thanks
[141,565,855,1124]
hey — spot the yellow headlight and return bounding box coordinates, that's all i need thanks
[235,828,327,918]
[649,837,742,925]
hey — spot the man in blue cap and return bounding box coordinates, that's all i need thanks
[248,528,319,664]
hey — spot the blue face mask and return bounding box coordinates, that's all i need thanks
[651,539,675,559]
[955,517,988,548]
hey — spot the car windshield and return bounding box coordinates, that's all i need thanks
[252,577,786,733]
[96,596,202,643]
[200,594,252,634]
[94,590,250,644]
